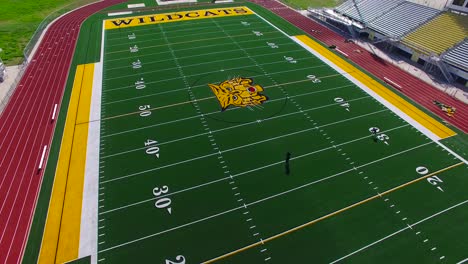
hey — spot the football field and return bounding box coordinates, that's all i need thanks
[92,6,468,264]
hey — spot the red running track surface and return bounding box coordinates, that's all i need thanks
[0,1,125,263]
[250,0,468,133]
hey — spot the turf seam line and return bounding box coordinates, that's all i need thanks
[105,30,281,53]
[106,47,308,72]
[329,198,468,263]
[101,95,371,158]
[102,62,337,92]
[92,78,351,126]
[106,24,274,48]
[201,161,464,263]
[99,123,410,214]
[103,52,318,81]
[99,109,393,184]
[106,36,293,62]
[98,143,448,253]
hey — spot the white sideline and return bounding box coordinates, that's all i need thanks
[254,9,444,143]
[98,142,436,253]
[290,36,442,143]
[100,109,392,184]
[78,20,105,264]
[330,199,468,263]
[100,123,410,215]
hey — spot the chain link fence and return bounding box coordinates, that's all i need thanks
[0,0,97,115]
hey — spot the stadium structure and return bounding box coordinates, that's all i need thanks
[0,0,466,264]
[308,0,468,87]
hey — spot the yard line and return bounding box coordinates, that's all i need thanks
[99,80,353,135]
[105,21,273,47]
[100,109,392,184]
[107,22,272,45]
[104,51,316,81]
[105,31,280,53]
[202,162,464,264]
[106,19,265,40]
[456,258,468,264]
[103,61,334,92]
[99,145,460,254]
[98,206,244,253]
[330,199,468,264]
[106,36,293,62]
[99,124,409,214]
[102,65,338,106]
[101,95,369,158]
[106,45,307,71]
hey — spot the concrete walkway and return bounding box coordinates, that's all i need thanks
[0,65,22,113]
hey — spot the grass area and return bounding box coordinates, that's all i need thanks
[277,0,345,10]
[0,0,96,65]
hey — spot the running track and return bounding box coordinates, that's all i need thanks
[0,1,124,263]
[250,0,468,133]
[0,1,466,264]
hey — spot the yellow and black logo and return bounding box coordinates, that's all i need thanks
[209,77,268,111]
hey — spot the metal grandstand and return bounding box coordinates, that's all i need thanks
[307,0,468,85]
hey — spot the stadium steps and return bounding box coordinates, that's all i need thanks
[402,12,468,55]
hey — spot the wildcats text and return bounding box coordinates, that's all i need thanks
[105,7,255,29]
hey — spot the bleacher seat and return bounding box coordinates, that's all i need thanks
[402,12,468,55]
[369,1,440,39]
[443,40,468,70]
[335,0,405,23]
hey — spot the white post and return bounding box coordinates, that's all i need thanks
[51,103,58,121]
[38,145,48,171]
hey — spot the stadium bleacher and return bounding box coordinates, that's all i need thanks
[443,39,468,71]
[368,1,440,39]
[402,12,468,55]
[335,0,405,23]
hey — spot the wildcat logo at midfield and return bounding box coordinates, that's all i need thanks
[209,77,268,111]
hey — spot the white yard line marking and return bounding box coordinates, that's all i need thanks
[330,199,468,263]
[100,80,353,134]
[100,136,424,215]
[100,110,394,184]
[99,206,243,253]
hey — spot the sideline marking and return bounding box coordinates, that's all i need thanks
[38,63,95,264]
[330,199,468,263]
[293,35,455,140]
[202,162,464,263]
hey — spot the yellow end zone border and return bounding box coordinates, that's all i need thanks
[292,35,456,140]
[38,8,461,264]
[104,6,255,29]
[38,63,94,264]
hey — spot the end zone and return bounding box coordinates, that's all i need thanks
[292,35,456,142]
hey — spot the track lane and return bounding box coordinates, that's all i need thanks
[0,1,126,263]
